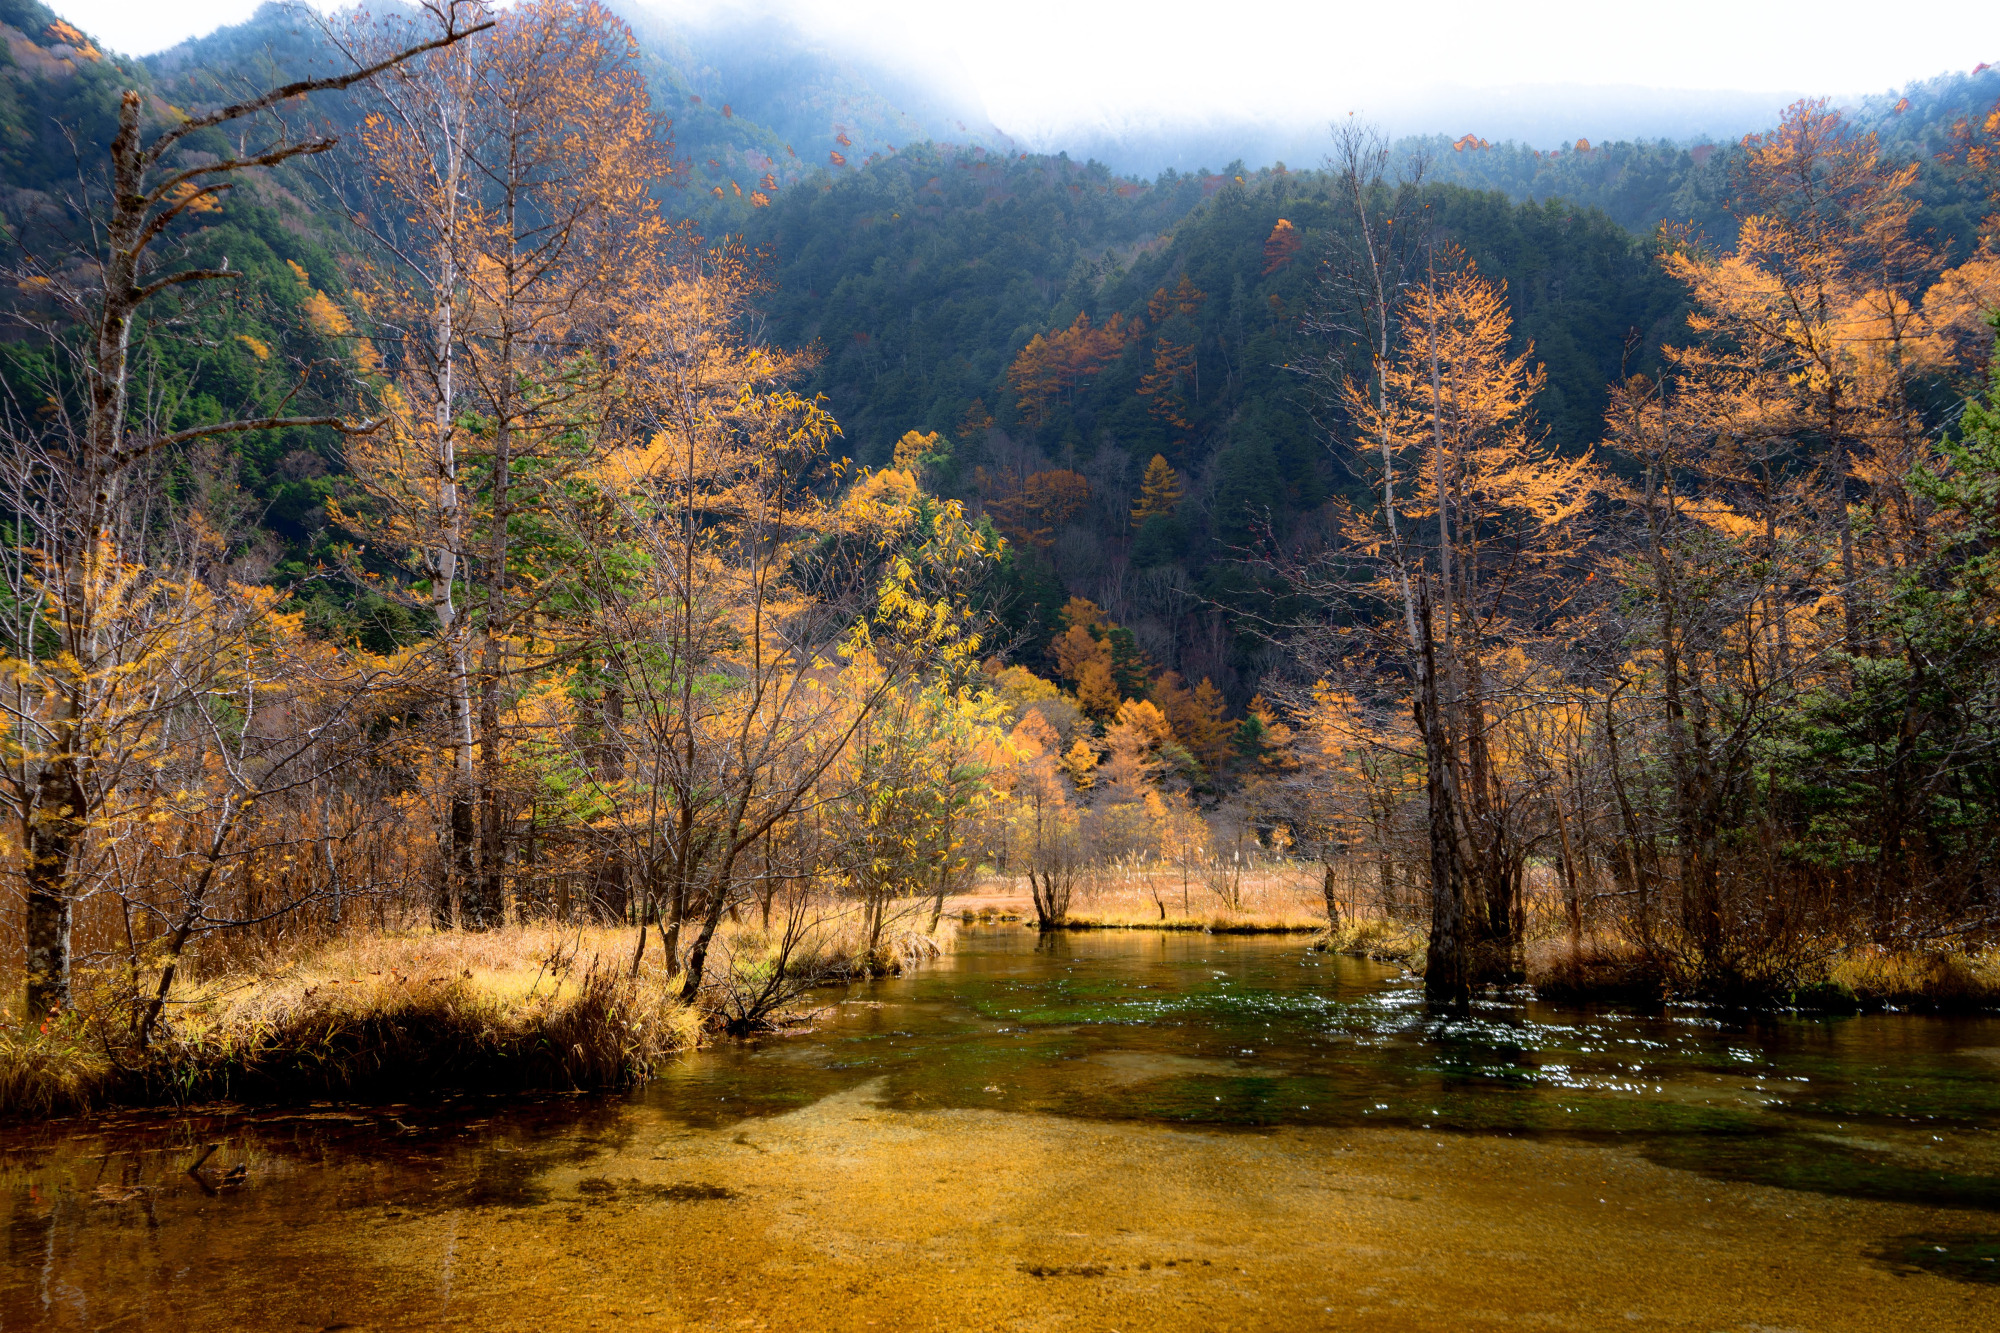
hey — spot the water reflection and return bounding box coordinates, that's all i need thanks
[663,929,2000,1165]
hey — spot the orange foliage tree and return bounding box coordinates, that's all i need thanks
[1262,218,1302,274]
[1665,99,2000,642]
[981,468,1090,548]
[1326,249,1597,999]
[1006,312,1139,428]
[340,0,671,928]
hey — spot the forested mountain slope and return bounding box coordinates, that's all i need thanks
[3,0,1996,688]
[1,2,385,630]
[1410,64,2000,242]
[734,156,1687,689]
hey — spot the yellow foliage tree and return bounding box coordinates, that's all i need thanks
[1130,454,1182,529]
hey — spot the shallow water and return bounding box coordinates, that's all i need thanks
[4,928,1998,1330]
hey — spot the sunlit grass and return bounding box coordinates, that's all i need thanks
[966,868,1330,933]
[0,916,957,1117]
[1322,916,1428,965]
[1825,947,2000,1008]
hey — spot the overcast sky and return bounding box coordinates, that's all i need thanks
[43,0,1998,137]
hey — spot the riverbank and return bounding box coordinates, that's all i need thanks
[1339,919,2000,1014]
[0,918,955,1119]
[953,869,2000,1013]
[953,868,1330,934]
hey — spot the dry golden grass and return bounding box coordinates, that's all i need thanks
[1523,931,1662,1000]
[967,867,1332,933]
[1824,947,2000,1008]
[0,927,702,1117]
[0,912,966,1118]
[1526,930,2000,1009]
[0,1016,112,1119]
[174,924,703,1092]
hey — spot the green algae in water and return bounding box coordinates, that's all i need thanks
[1871,1233,2000,1284]
[1640,1131,2000,1210]
[649,929,2000,1210]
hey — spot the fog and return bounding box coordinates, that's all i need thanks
[643,0,1979,152]
[35,0,1995,169]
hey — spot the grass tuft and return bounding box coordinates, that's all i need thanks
[0,1018,116,1118]
[1318,917,1429,965]
[1,915,963,1117]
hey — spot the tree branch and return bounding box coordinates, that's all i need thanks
[146,15,496,160]
[117,414,381,468]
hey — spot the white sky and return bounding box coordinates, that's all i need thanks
[42,0,2000,134]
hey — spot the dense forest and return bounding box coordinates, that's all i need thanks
[0,0,1998,1118]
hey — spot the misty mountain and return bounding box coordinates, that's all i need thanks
[1011,84,1803,180]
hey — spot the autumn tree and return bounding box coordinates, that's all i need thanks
[1138,336,1197,436]
[1262,218,1302,274]
[0,2,486,1015]
[1047,597,1149,718]
[981,467,1089,548]
[833,666,1004,961]
[1148,276,1206,324]
[1664,100,2000,645]
[1607,103,2000,986]
[1006,311,1138,428]
[1098,698,1174,796]
[336,0,668,926]
[1134,277,1206,439]
[1151,671,1233,776]
[544,256,999,996]
[1300,232,1596,1000]
[1130,454,1182,529]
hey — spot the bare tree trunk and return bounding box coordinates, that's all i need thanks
[16,14,485,1003]
[678,858,742,1005]
[23,762,82,1016]
[1553,796,1584,976]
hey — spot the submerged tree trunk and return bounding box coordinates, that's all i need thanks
[1416,601,1471,1006]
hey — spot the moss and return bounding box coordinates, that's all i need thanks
[1869,1233,2000,1285]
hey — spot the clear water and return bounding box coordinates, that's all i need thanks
[4,928,1997,1330]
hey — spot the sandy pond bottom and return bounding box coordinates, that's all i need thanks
[5,930,1998,1330]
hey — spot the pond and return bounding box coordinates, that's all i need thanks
[4,927,1997,1330]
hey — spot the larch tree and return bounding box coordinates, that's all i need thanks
[335,0,667,926]
[1322,246,1597,1000]
[1130,454,1182,529]
[1664,99,2000,645]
